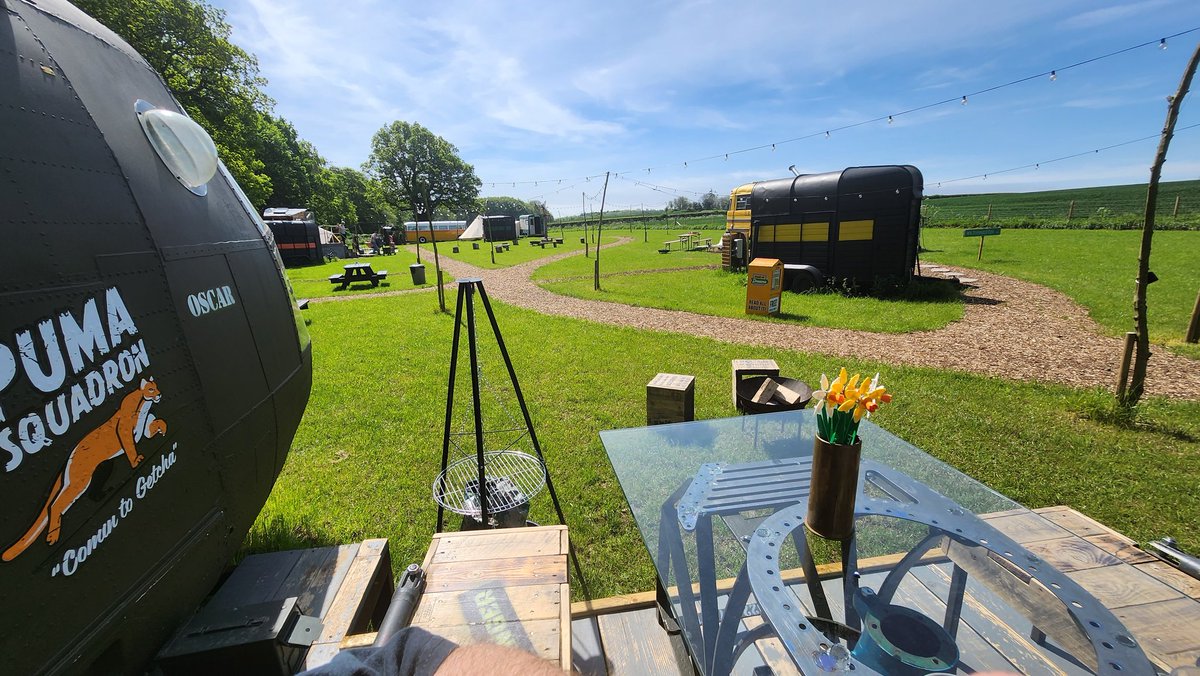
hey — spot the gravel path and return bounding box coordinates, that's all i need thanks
[316,239,1200,399]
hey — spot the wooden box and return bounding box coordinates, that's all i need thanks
[647,373,695,425]
[411,526,571,670]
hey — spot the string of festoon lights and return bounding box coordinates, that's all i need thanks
[483,27,1200,193]
[548,121,1200,209]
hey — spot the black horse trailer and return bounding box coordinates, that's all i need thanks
[263,208,323,266]
[726,165,923,291]
[482,215,518,242]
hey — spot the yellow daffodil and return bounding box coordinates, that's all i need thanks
[814,367,894,445]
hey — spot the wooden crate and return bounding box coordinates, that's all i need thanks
[182,539,394,672]
[411,526,571,670]
[646,373,695,425]
[731,359,779,408]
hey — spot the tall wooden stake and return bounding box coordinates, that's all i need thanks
[594,172,610,291]
[1186,288,1200,343]
[1124,40,1200,407]
[427,216,446,312]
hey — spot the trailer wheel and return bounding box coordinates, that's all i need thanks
[418,235,428,243]
[790,270,819,293]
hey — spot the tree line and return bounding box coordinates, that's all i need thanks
[76,0,556,230]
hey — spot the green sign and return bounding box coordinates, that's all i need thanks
[963,227,1001,237]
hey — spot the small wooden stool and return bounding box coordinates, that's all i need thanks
[646,373,695,425]
[731,359,780,409]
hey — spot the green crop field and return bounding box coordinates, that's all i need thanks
[923,179,1200,229]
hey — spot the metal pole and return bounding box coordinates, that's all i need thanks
[464,281,489,527]
[436,283,467,532]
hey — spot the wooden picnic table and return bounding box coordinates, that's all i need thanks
[329,263,388,289]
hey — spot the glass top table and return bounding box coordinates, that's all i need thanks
[600,410,1153,675]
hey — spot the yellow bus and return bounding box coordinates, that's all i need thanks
[402,220,466,243]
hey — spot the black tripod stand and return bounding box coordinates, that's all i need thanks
[433,278,589,597]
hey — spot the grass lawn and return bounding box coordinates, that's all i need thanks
[245,291,1200,601]
[429,233,622,269]
[532,229,728,280]
[286,253,444,299]
[535,229,964,333]
[921,228,1200,358]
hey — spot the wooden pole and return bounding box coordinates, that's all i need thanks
[1066,200,1075,223]
[1116,332,1136,401]
[582,192,589,258]
[1187,288,1200,343]
[985,204,992,221]
[1124,40,1200,406]
[427,214,446,312]
[977,235,985,261]
[594,172,610,291]
[1173,194,1181,217]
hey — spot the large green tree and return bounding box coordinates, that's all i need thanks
[480,196,534,217]
[366,122,480,310]
[329,167,394,228]
[529,200,554,223]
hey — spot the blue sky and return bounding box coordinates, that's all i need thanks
[207,0,1200,216]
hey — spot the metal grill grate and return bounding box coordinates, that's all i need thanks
[433,450,547,517]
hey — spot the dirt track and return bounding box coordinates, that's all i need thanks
[315,239,1200,399]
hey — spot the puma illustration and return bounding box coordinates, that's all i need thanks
[2,378,167,562]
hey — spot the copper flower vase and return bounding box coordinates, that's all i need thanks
[806,436,862,540]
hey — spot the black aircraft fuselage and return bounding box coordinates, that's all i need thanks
[0,0,313,672]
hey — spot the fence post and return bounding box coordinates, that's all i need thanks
[986,204,992,222]
[1173,195,1181,217]
[1066,200,1075,223]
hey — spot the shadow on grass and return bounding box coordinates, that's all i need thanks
[237,513,343,562]
[1074,393,1200,443]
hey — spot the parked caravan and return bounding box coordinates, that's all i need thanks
[519,214,547,238]
[262,208,323,266]
[726,166,923,291]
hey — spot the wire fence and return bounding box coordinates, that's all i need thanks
[922,187,1200,230]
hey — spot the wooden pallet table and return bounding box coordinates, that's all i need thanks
[410,526,572,670]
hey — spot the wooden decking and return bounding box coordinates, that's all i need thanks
[569,507,1200,675]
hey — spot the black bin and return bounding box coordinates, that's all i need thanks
[409,263,426,285]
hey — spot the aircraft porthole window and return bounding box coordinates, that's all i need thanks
[134,99,218,196]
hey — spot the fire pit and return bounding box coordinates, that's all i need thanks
[736,376,812,414]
